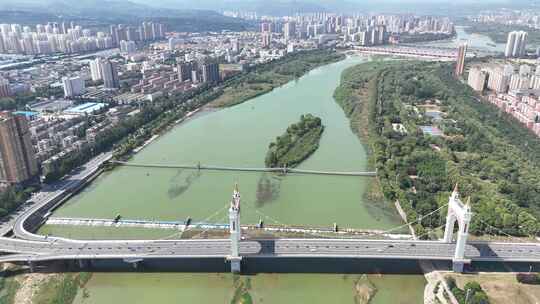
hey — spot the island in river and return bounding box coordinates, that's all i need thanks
[265,114,324,168]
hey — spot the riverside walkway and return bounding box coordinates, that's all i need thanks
[110,161,377,177]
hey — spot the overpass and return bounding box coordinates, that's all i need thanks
[353,45,457,60]
[0,154,539,274]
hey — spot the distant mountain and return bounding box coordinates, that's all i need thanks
[0,0,537,19]
[128,0,540,15]
[0,0,254,32]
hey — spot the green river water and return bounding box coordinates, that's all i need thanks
[41,55,426,303]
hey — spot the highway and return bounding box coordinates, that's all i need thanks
[10,152,113,241]
[0,236,539,264]
[0,152,539,269]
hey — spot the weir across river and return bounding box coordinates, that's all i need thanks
[109,160,378,177]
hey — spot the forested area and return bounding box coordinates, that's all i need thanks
[265,114,324,168]
[0,187,36,218]
[445,277,490,304]
[0,86,64,111]
[334,60,540,237]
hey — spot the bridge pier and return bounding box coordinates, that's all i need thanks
[227,256,242,273]
[78,259,90,269]
[228,184,242,273]
[443,185,473,272]
[28,261,36,272]
[452,259,470,273]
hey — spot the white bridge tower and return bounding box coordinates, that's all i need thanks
[227,184,242,273]
[443,184,472,272]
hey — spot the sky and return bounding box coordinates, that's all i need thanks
[0,0,531,16]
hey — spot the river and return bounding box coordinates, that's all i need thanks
[42,55,403,233]
[420,25,505,52]
[41,55,426,303]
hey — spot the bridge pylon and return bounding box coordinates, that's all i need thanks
[442,184,472,272]
[227,184,242,273]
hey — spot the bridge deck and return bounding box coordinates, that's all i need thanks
[0,238,540,264]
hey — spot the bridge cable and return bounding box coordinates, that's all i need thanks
[189,214,230,240]
[157,203,230,240]
[374,203,449,236]
[241,203,335,239]
[414,223,447,240]
[477,218,532,243]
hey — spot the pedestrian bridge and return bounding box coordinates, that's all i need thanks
[109,160,377,177]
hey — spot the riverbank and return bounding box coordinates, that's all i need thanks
[333,59,401,211]
[209,50,345,108]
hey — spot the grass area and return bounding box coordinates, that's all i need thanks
[447,273,540,304]
[231,276,253,304]
[265,114,324,168]
[33,273,92,304]
[210,49,345,108]
[462,21,540,47]
[0,275,20,304]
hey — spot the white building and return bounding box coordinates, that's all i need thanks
[467,67,487,92]
[509,74,530,91]
[89,58,103,82]
[487,66,512,93]
[120,40,137,54]
[101,60,119,89]
[505,31,528,58]
[62,76,85,98]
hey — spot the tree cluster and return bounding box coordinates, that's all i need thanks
[265,114,324,168]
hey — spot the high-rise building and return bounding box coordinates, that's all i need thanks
[0,112,38,184]
[177,62,193,82]
[261,22,272,33]
[110,25,119,47]
[509,73,530,91]
[505,32,517,57]
[0,77,11,98]
[487,65,513,93]
[119,40,136,54]
[467,67,487,92]
[283,21,296,42]
[232,39,240,53]
[202,63,220,84]
[262,32,271,48]
[455,44,467,76]
[101,60,120,89]
[505,31,528,58]
[89,58,103,82]
[62,76,85,98]
[191,70,199,84]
